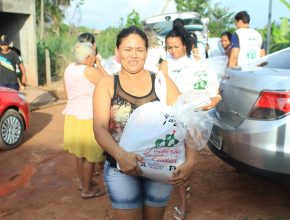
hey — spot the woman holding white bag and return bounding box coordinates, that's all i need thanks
[159,25,223,220]
[93,26,196,220]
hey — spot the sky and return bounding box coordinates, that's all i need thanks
[65,0,290,30]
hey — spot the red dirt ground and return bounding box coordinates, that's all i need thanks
[0,104,290,220]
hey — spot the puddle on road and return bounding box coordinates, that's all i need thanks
[0,163,36,196]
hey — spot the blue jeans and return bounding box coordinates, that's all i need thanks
[104,161,173,209]
[0,83,19,91]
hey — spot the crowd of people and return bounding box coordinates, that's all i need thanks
[0,9,266,220]
[60,10,267,220]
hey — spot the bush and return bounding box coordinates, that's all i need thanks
[96,27,121,58]
[37,25,83,85]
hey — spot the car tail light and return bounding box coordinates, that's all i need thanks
[249,90,290,120]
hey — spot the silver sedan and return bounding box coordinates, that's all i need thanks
[208,47,290,179]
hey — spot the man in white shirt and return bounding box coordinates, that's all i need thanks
[228,11,266,68]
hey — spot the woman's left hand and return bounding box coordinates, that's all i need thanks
[202,95,222,111]
[168,161,195,186]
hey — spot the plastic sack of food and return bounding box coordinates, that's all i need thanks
[170,56,228,150]
[101,56,121,75]
[118,101,186,182]
[204,55,228,83]
[171,91,214,150]
[175,56,228,96]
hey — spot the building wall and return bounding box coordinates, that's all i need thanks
[0,0,38,86]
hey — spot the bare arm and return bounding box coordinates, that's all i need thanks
[260,48,266,57]
[192,47,201,61]
[93,77,143,175]
[84,66,104,85]
[201,95,222,111]
[63,79,67,100]
[164,74,180,105]
[169,142,196,186]
[159,60,169,76]
[228,47,239,68]
[18,63,27,85]
[95,56,109,76]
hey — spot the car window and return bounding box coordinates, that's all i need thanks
[262,50,290,69]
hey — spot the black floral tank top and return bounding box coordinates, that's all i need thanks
[105,73,159,167]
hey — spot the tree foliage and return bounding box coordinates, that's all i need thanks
[174,0,234,37]
[35,0,88,84]
[174,0,210,16]
[34,0,289,85]
[36,0,84,37]
[96,27,121,59]
[125,10,143,28]
[207,3,235,37]
[259,17,290,52]
[279,0,290,9]
[37,24,79,84]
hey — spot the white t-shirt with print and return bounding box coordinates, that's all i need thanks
[236,28,263,67]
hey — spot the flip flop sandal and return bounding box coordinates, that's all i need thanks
[78,180,99,191]
[94,171,101,176]
[173,206,186,220]
[186,186,191,198]
[81,189,106,200]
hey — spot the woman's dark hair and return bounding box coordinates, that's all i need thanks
[165,25,193,57]
[78,32,95,44]
[173,18,184,27]
[116,26,148,49]
[78,32,98,54]
[220,31,232,42]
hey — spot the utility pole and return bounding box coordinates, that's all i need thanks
[40,0,51,86]
[40,0,44,42]
[266,0,272,54]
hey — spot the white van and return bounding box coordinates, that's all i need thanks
[144,12,223,58]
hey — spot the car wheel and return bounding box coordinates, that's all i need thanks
[0,109,24,150]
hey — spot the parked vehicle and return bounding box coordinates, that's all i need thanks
[208,47,290,181]
[144,12,223,58]
[0,87,30,150]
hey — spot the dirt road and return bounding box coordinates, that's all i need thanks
[0,104,290,220]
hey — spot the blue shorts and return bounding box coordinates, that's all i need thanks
[0,83,19,91]
[104,161,173,209]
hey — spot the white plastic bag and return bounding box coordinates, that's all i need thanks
[101,56,121,75]
[174,56,228,96]
[204,56,228,83]
[169,56,228,150]
[118,101,186,182]
[171,91,214,150]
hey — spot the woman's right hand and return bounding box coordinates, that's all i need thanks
[116,150,144,176]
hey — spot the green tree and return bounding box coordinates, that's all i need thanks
[125,10,143,28]
[207,3,235,37]
[36,0,83,37]
[259,17,290,52]
[37,23,79,84]
[96,27,121,58]
[174,0,234,37]
[174,0,210,16]
[279,0,290,9]
[35,0,90,85]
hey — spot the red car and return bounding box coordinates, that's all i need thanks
[0,87,30,150]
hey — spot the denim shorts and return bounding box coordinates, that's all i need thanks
[0,83,19,91]
[104,161,173,209]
